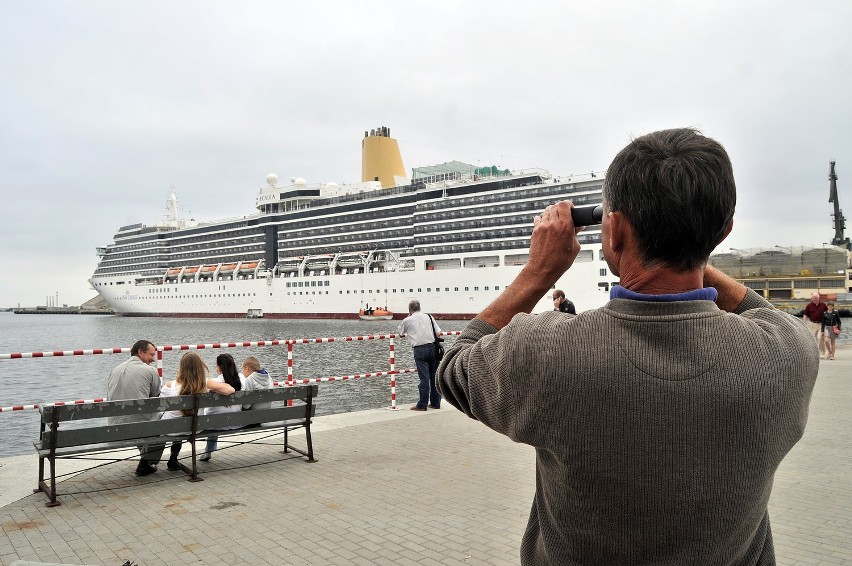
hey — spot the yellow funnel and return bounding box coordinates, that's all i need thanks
[362,127,406,189]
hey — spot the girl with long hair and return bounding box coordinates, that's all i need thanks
[161,352,235,470]
[200,353,244,461]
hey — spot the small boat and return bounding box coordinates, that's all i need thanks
[306,254,334,271]
[246,308,263,319]
[219,263,237,273]
[201,265,217,273]
[358,307,393,321]
[239,261,259,272]
[338,252,368,267]
[166,268,182,276]
[184,266,199,274]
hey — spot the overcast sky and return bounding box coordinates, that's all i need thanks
[1,1,850,307]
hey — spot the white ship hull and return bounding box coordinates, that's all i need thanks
[91,246,611,319]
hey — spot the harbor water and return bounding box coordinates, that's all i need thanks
[0,312,469,457]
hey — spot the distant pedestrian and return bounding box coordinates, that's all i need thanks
[552,289,576,314]
[398,299,442,411]
[803,293,828,357]
[821,302,842,360]
[106,340,164,476]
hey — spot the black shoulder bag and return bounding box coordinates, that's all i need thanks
[428,314,444,361]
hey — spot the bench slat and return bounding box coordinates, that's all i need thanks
[37,404,315,450]
[35,419,310,458]
[198,404,314,431]
[40,386,317,422]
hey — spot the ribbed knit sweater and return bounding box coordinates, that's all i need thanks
[436,289,819,565]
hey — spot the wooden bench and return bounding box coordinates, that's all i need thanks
[34,385,318,506]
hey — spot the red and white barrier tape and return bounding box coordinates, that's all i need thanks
[0,332,460,360]
[1,397,106,412]
[271,368,415,387]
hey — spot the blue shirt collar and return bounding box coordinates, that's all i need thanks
[609,285,718,303]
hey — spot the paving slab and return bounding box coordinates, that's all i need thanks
[0,346,848,565]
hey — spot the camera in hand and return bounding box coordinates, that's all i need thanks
[570,205,603,227]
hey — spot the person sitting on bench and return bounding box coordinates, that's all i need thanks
[162,352,235,470]
[241,356,272,410]
[200,353,244,462]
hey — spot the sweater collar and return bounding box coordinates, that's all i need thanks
[610,285,718,303]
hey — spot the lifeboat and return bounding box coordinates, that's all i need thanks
[305,254,334,271]
[278,259,301,272]
[219,263,237,273]
[166,268,182,277]
[238,261,259,272]
[201,265,217,273]
[338,251,368,267]
[358,307,394,321]
[184,266,199,275]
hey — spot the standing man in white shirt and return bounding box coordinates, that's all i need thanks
[398,300,442,411]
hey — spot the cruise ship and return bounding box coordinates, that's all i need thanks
[89,127,615,318]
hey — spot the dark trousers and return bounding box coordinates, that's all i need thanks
[413,343,441,409]
[139,442,165,464]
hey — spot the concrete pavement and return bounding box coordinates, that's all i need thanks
[0,346,849,566]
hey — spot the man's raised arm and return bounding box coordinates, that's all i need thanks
[479,201,582,329]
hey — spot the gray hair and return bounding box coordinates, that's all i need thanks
[408,300,421,312]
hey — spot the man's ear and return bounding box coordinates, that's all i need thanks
[718,218,734,245]
[608,211,626,254]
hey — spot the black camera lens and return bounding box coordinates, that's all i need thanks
[571,205,603,227]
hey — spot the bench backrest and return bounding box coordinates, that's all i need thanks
[37,385,318,450]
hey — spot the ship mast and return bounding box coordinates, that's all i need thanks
[828,161,851,249]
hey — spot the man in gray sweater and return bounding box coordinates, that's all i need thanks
[107,340,164,476]
[437,128,819,565]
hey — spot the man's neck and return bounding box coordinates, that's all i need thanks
[618,264,704,295]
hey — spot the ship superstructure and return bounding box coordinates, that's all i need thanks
[90,128,615,318]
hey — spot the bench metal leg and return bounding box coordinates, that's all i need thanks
[37,415,61,506]
[34,455,44,494]
[34,456,60,506]
[187,398,203,482]
[279,422,317,462]
[304,419,316,463]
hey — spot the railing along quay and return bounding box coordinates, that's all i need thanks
[0,332,460,413]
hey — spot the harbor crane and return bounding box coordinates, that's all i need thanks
[828,161,851,250]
